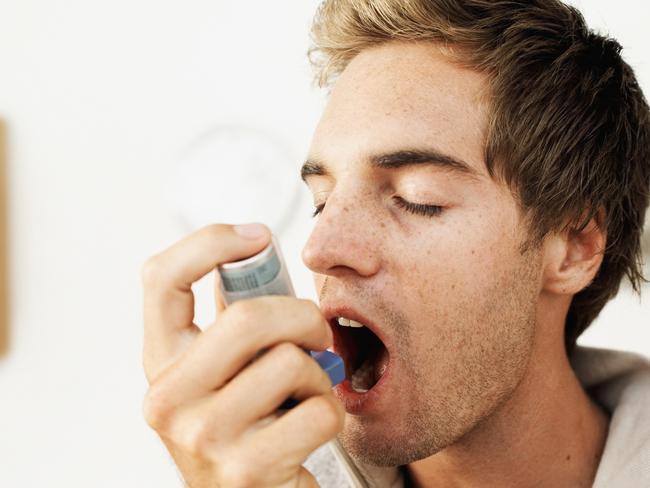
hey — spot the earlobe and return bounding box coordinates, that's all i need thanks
[541,218,607,296]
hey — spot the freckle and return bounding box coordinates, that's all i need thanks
[566,455,571,461]
[471,250,475,255]
[380,221,386,228]
[343,206,349,212]
[451,284,456,290]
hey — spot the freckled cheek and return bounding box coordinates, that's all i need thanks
[397,231,504,298]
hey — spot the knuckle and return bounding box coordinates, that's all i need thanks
[140,255,163,287]
[275,343,309,377]
[299,299,327,329]
[179,418,213,458]
[300,298,322,319]
[142,386,172,431]
[311,395,344,436]
[225,298,272,342]
[227,299,260,327]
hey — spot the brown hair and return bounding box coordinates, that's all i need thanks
[309,0,650,354]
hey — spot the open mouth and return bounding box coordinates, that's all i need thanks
[330,316,390,393]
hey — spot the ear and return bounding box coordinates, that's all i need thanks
[541,215,607,296]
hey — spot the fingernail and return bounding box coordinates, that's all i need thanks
[234,223,267,239]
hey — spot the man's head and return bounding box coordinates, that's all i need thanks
[300,0,649,467]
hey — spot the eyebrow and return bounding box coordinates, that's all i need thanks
[300,149,480,182]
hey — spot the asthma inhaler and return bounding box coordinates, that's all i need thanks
[217,237,367,488]
[217,237,345,386]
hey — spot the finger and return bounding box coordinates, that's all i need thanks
[152,296,333,404]
[167,410,319,488]
[222,342,333,426]
[242,394,344,470]
[142,223,271,381]
[158,342,330,450]
[213,271,227,315]
[157,397,337,487]
[178,342,333,440]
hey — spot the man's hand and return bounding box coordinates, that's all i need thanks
[141,224,344,488]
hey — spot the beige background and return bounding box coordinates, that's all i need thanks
[0,121,7,356]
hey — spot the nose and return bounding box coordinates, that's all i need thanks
[301,190,382,278]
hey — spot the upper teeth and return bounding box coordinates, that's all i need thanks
[337,317,365,328]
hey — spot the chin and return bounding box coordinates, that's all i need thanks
[338,414,451,467]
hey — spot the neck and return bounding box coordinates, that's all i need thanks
[406,302,610,488]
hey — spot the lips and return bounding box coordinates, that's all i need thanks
[321,305,392,394]
[321,305,392,355]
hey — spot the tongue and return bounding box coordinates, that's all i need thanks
[350,358,374,392]
[350,346,389,393]
[374,347,389,383]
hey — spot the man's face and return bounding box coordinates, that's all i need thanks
[301,42,542,466]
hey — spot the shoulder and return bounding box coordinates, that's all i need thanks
[572,346,650,487]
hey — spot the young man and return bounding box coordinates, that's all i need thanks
[142,1,650,486]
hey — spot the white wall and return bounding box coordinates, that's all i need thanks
[0,1,647,486]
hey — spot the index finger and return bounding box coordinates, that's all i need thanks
[142,223,271,380]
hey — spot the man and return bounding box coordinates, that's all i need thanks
[141,1,650,486]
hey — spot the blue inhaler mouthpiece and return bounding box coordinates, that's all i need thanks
[311,350,346,386]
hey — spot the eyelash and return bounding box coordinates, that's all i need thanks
[311,197,444,218]
[393,196,444,217]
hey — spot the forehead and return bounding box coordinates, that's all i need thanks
[310,41,490,177]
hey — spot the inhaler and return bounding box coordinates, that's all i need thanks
[217,237,367,488]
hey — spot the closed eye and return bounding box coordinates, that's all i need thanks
[393,196,444,217]
[311,197,443,218]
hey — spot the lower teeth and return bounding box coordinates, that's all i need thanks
[350,358,375,393]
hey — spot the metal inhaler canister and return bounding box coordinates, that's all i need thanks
[217,238,345,387]
[218,238,295,305]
